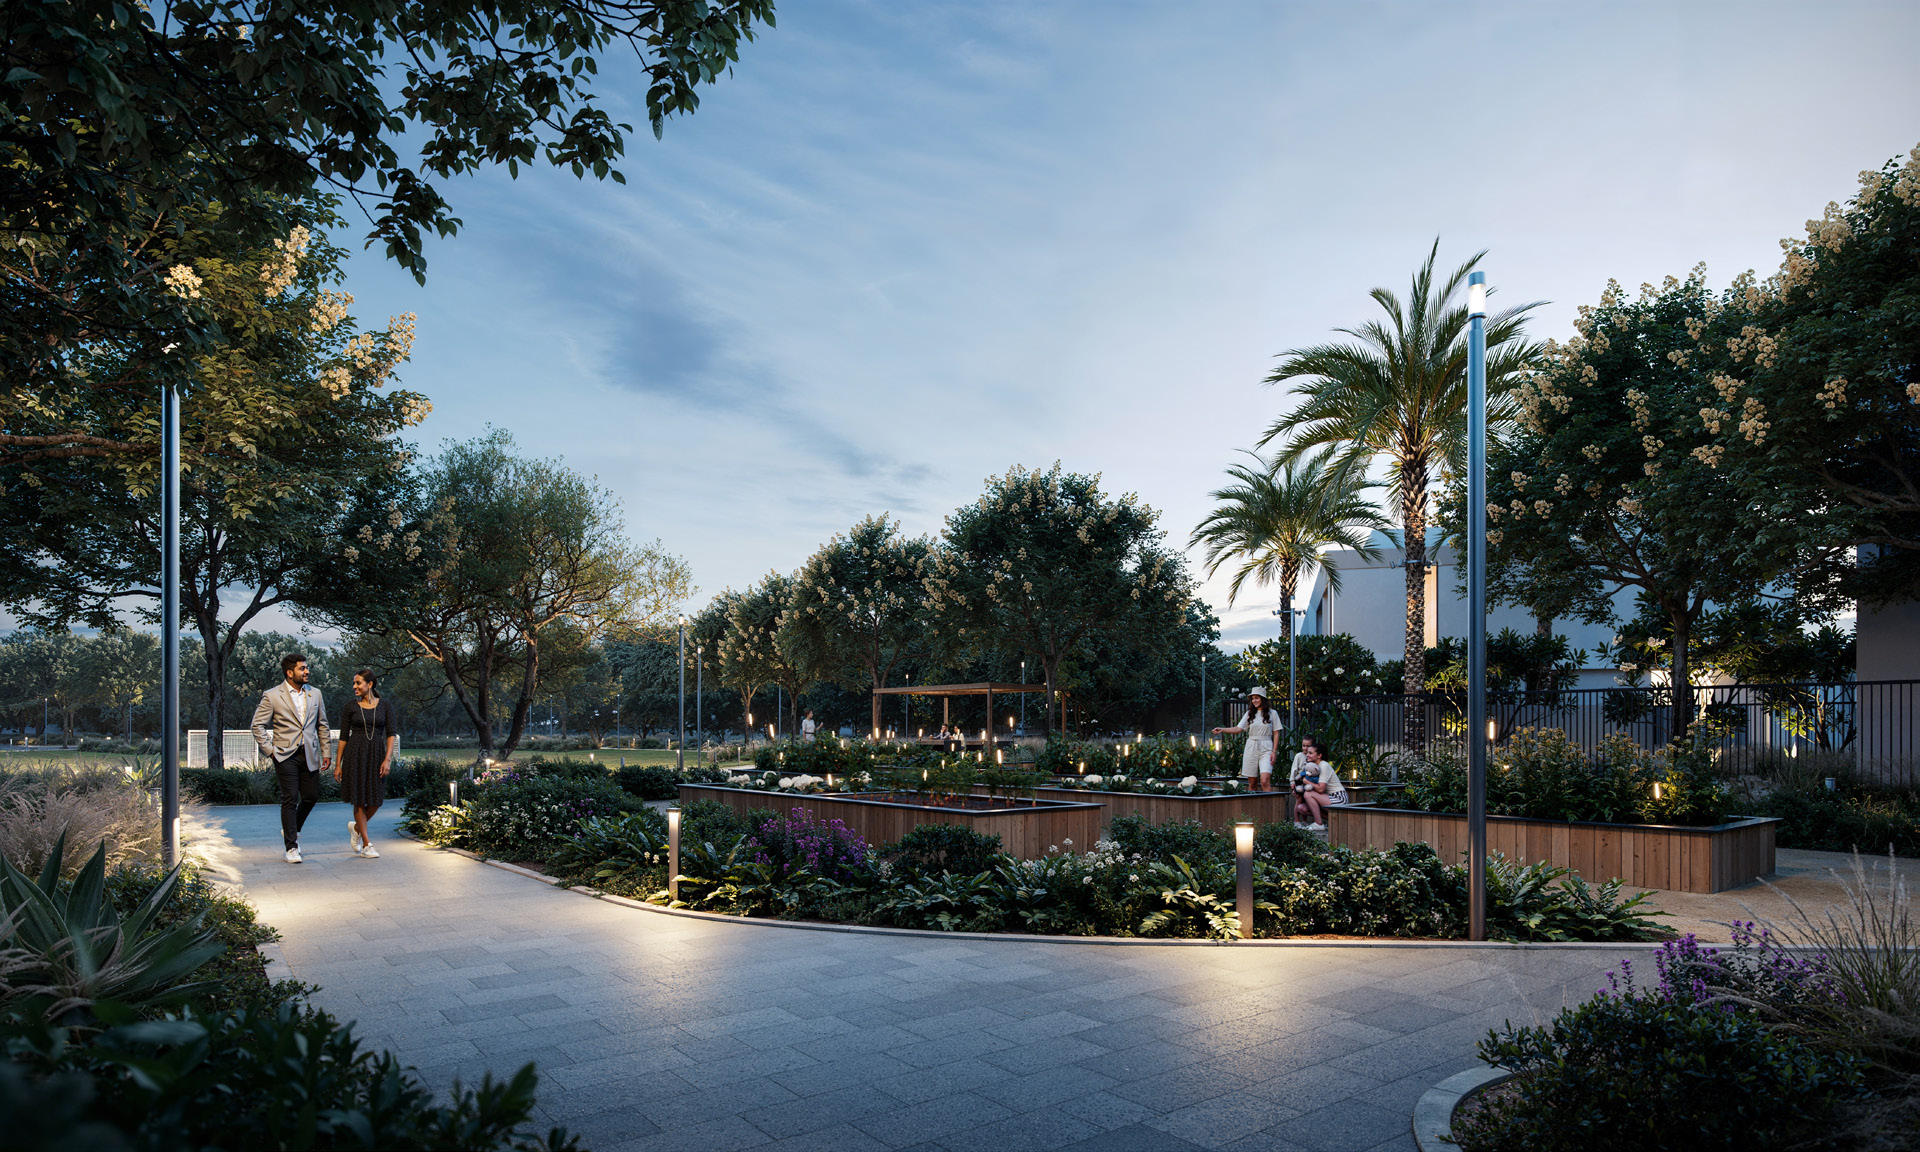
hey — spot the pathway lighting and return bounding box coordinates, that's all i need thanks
[1825,777,1837,792]
[666,806,681,900]
[1235,820,1255,940]
[449,781,459,806]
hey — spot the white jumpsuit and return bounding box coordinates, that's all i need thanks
[1238,709,1278,778]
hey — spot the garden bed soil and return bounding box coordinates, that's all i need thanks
[1328,804,1778,893]
[678,784,1105,859]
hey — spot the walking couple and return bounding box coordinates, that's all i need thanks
[251,652,398,864]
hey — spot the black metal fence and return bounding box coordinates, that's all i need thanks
[1225,681,1920,780]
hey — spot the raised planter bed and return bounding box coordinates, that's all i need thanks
[1024,786,1294,831]
[1327,804,1778,893]
[678,784,1105,859]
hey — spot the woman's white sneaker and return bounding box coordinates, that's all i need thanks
[360,845,379,859]
[1308,822,1326,831]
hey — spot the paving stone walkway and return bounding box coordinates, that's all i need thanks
[220,803,1644,1152]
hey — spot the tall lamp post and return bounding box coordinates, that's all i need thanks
[676,615,687,773]
[903,671,911,738]
[161,377,181,867]
[1466,269,1490,941]
[1018,662,1024,733]
[695,646,703,746]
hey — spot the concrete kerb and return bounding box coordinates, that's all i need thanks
[408,833,1674,952]
[1413,1065,1511,1151]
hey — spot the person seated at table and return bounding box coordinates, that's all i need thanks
[1293,737,1348,830]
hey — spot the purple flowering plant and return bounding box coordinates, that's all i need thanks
[1597,922,1838,1019]
[746,807,872,884]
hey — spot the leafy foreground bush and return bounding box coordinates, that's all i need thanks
[1,1006,580,1152]
[0,835,579,1152]
[1454,932,1866,1151]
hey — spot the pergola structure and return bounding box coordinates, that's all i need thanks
[871,682,1047,741]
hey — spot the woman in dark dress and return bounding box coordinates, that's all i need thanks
[333,669,397,859]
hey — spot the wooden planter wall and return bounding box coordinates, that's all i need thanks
[1024,787,1295,832]
[1327,805,1778,894]
[677,785,1105,860]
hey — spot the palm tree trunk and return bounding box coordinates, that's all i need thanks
[1400,460,1429,752]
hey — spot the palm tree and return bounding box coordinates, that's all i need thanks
[1189,447,1389,635]
[1261,242,1541,746]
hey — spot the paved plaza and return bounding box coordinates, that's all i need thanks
[219,803,1645,1152]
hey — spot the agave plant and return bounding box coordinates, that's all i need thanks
[0,832,223,1026]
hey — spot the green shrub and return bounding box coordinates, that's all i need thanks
[106,863,311,1015]
[884,823,1003,877]
[1457,991,1861,1150]
[460,767,641,859]
[1404,728,1729,827]
[614,764,679,800]
[1750,788,1920,857]
[678,799,750,850]
[0,1004,581,1152]
[549,810,668,896]
[1254,820,1325,867]
[1103,815,1228,865]
[1258,842,1465,938]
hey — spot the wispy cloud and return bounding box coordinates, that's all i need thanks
[326,0,1920,645]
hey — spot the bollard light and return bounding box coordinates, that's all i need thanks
[1825,777,1837,792]
[1652,781,1664,801]
[1235,821,1255,940]
[666,806,682,901]
[449,780,459,806]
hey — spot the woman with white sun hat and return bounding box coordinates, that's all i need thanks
[1212,687,1279,792]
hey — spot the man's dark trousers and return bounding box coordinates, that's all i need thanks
[276,748,319,851]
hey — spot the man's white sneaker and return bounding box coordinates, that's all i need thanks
[285,847,303,864]
[350,820,365,853]
[360,845,379,859]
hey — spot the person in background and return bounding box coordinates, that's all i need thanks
[335,669,398,859]
[251,652,330,864]
[1293,736,1348,830]
[800,709,819,740]
[1212,688,1277,791]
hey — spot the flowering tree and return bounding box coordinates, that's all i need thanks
[1695,144,1920,605]
[1,0,774,462]
[779,516,934,737]
[926,465,1194,734]
[1485,273,1847,734]
[0,207,432,765]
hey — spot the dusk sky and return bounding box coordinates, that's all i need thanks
[323,0,1920,651]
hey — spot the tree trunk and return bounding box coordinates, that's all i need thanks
[869,670,882,738]
[1400,461,1429,752]
[1279,562,1298,638]
[1670,611,1695,739]
[500,635,540,758]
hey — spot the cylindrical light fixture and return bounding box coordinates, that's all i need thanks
[449,780,459,806]
[667,805,682,901]
[1235,820,1255,940]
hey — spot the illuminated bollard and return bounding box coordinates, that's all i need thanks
[1235,820,1255,940]
[667,806,682,902]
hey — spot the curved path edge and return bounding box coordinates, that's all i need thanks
[1413,1065,1511,1151]
[416,834,1672,952]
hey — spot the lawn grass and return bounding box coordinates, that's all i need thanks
[0,748,142,768]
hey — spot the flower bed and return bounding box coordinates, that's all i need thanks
[677,784,1105,860]
[1026,779,1295,832]
[1328,804,1777,893]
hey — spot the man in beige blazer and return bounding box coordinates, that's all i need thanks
[251,652,331,863]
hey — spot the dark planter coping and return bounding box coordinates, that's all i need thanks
[1038,786,1267,802]
[1337,803,1780,835]
[683,784,1104,814]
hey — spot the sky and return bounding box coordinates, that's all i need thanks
[310,0,1920,652]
